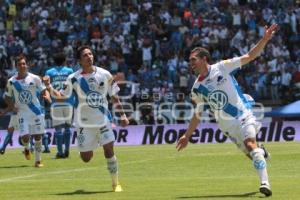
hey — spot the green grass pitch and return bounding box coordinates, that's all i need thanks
[0,142,299,200]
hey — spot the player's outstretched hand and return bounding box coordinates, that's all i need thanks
[176,135,189,151]
[263,24,278,41]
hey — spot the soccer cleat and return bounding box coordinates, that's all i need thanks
[260,144,271,161]
[0,148,5,155]
[55,153,65,159]
[64,150,69,158]
[259,183,272,197]
[34,161,44,168]
[43,149,51,153]
[112,184,123,192]
[23,148,32,160]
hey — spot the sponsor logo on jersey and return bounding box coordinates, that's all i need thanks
[208,90,228,110]
[86,91,103,108]
[18,90,33,104]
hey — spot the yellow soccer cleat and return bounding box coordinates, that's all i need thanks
[23,149,31,160]
[112,184,123,192]
[34,161,44,168]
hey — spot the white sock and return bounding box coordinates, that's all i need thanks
[107,155,118,186]
[250,148,269,185]
[34,140,42,162]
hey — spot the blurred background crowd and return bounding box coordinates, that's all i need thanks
[0,0,300,125]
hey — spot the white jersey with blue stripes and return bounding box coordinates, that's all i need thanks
[191,57,254,132]
[61,66,119,128]
[5,73,45,117]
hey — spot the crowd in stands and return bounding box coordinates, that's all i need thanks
[0,0,300,124]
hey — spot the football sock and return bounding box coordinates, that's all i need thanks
[42,133,50,151]
[55,127,63,155]
[250,148,269,185]
[63,128,71,153]
[107,155,119,186]
[1,132,13,150]
[34,139,42,162]
[21,138,30,150]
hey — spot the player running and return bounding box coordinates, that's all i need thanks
[44,46,129,192]
[177,24,278,197]
[5,55,49,167]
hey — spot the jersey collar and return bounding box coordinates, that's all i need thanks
[197,66,211,82]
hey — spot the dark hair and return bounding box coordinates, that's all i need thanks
[53,52,66,66]
[15,54,27,65]
[190,47,211,63]
[76,45,92,60]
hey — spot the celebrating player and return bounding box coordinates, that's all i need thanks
[44,45,129,192]
[5,55,49,167]
[176,24,278,197]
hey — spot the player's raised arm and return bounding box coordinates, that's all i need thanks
[43,75,66,100]
[240,24,278,66]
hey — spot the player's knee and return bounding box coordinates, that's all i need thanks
[7,127,14,133]
[54,127,63,135]
[244,138,257,152]
[80,151,93,163]
[21,135,30,144]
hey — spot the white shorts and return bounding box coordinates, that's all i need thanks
[51,106,73,127]
[18,115,45,136]
[8,114,19,129]
[225,117,261,154]
[76,124,115,152]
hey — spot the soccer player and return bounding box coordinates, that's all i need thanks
[44,45,129,192]
[44,52,74,158]
[176,24,278,197]
[5,55,48,167]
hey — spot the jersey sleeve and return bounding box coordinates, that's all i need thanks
[107,72,120,97]
[219,57,242,74]
[36,77,46,92]
[60,75,74,98]
[4,80,13,98]
[191,89,205,113]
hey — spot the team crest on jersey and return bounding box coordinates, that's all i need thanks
[86,91,103,108]
[208,90,228,110]
[18,90,32,104]
[216,75,226,85]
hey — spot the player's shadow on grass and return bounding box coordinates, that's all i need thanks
[0,165,30,169]
[55,189,112,196]
[177,191,259,199]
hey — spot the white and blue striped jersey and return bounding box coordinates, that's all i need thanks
[45,66,74,106]
[5,73,45,117]
[61,66,120,128]
[191,57,254,132]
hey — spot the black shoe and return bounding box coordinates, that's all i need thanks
[55,153,65,159]
[0,148,5,155]
[64,150,69,158]
[259,183,272,197]
[43,149,51,153]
